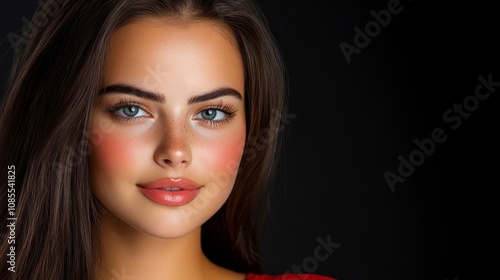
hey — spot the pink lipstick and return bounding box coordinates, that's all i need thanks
[137,178,201,206]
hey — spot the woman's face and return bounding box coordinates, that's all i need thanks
[89,18,246,238]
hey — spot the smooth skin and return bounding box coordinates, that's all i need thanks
[89,17,247,280]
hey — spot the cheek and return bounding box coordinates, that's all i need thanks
[90,132,149,179]
[216,136,245,162]
[198,130,246,185]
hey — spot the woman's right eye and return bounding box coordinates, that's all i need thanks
[108,102,151,122]
[113,105,148,118]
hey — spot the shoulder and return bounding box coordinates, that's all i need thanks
[245,273,336,280]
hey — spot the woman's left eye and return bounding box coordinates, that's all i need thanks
[196,109,225,121]
[112,105,149,118]
[194,108,233,123]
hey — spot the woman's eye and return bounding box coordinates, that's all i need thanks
[113,105,148,118]
[195,109,227,121]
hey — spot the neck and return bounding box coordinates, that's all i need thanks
[95,214,231,280]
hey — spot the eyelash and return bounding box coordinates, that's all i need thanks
[196,102,237,127]
[108,99,150,123]
[107,99,237,126]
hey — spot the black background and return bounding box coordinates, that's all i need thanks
[1,1,498,280]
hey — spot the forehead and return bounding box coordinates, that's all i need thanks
[104,17,244,96]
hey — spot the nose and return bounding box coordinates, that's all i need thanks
[154,120,192,168]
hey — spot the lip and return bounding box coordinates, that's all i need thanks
[137,177,201,206]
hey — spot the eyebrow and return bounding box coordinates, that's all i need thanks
[99,84,242,104]
[187,88,242,104]
[99,84,165,103]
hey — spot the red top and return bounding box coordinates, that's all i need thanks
[246,273,336,280]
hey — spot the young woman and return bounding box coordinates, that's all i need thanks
[1,0,335,279]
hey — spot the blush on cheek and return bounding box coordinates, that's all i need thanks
[203,134,246,188]
[91,134,139,173]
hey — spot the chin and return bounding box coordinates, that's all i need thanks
[117,199,227,240]
[131,211,209,239]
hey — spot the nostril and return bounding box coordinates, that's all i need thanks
[161,154,190,167]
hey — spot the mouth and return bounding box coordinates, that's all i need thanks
[160,187,181,191]
[137,177,201,206]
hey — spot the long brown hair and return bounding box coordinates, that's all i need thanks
[0,0,285,279]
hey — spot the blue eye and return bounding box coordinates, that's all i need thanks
[197,109,226,121]
[113,105,149,118]
[193,105,236,127]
